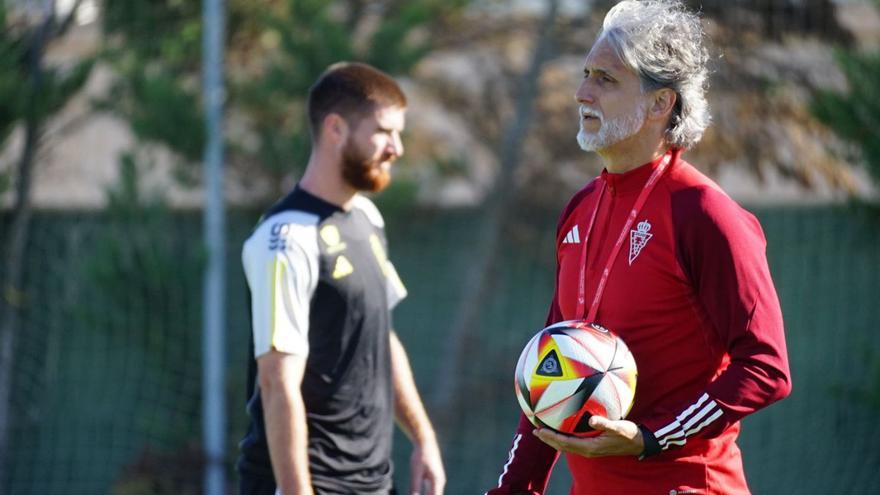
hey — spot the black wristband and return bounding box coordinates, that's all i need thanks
[637,424,661,460]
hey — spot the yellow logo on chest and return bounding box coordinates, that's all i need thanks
[332,255,354,279]
[320,224,347,254]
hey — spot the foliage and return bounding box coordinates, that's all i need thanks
[0,28,16,189]
[102,0,202,65]
[100,0,206,164]
[811,47,880,194]
[236,0,469,182]
[101,67,206,162]
[0,3,94,197]
[0,5,94,133]
[0,5,26,148]
[100,0,469,199]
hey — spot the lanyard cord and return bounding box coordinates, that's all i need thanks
[574,150,678,321]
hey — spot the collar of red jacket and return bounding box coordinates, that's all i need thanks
[600,148,680,194]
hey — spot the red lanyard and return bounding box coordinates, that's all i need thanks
[575,150,677,321]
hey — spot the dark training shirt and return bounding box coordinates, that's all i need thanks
[237,186,407,494]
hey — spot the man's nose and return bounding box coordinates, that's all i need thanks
[390,134,404,158]
[575,80,595,105]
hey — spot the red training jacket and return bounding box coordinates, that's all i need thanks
[487,150,791,495]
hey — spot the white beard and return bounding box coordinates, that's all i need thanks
[576,103,647,152]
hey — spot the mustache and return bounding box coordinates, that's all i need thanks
[579,105,604,121]
[375,151,396,166]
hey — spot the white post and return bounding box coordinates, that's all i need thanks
[202,0,226,493]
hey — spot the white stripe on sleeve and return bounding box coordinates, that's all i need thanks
[495,433,522,489]
[654,393,724,451]
[243,211,320,358]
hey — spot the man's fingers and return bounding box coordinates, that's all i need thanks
[588,415,612,431]
[532,428,557,444]
[409,459,425,495]
[423,477,437,495]
[533,428,571,450]
[422,468,446,495]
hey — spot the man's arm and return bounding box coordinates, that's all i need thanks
[637,188,791,453]
[258,350,313,495]
[389,330,445,495]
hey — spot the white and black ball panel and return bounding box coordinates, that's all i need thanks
[513,320,638,436]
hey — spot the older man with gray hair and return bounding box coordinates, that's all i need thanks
[486,1,791,494]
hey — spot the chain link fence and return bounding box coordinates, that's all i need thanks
[1,203,879,494]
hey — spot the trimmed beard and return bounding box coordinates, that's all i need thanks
[576,102,648,152]
[341,138,392,192]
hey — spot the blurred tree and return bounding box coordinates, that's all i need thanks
[234,0,469,197]
[811,46,880,198]
[691,0,852,42]
[99,0,469,201]
[99,0,208,179]
[0,0,94,485]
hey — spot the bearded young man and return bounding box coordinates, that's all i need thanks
[486,1,791,494]
[237,62,445,495]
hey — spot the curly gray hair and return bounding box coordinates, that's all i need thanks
[599,0,711,149]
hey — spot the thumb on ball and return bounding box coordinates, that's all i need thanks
[588,415,611,430]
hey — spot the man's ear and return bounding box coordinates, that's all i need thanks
[648,88,677,121]
[322,113,349,145]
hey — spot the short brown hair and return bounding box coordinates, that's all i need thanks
[307,62,407,140]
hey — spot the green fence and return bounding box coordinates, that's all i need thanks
[1,204,878,494]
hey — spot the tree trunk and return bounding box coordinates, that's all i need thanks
[0,3,54,484]
[431,0,561,425]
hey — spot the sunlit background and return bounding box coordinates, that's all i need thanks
[1,1,879,493]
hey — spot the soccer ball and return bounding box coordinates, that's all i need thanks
[514,320,637,437]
